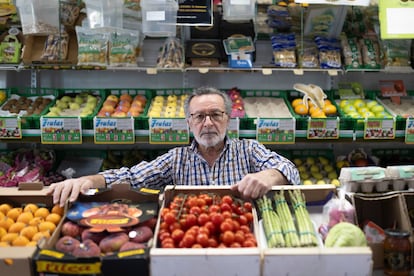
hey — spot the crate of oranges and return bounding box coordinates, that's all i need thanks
[0,187,64,276]
[286,89,355,137]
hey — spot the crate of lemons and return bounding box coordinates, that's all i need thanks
[292,154,340,186]
[0,203,64,247]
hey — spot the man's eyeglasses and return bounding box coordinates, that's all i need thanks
[190,111,226,124]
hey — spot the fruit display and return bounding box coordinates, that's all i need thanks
[52,201,157,257]
[97,93,147,117]
[244,97,292,118]
[147,94,187,118]
[226,87,245,118]
[45,91,101,117]
[157,193,256,248]
[292,154,339,186]
[379,97,414,118]
[0,94,54,117]
[336,98,393,119]
[0,203,64,246]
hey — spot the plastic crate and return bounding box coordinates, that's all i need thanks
[290,148,338,185]
[51,88,106,129]
[285,90,354,136]
[0,87,58,129]
[105,88,153,130]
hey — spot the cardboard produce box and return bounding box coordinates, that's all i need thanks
[150,185,261,276]
[0,187,61,276]
[33,184,159,276]
[352,192,411,269]
[261,185,373,276]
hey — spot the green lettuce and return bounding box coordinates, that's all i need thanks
[325,222,367,247]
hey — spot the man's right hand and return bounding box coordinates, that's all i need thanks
[47,175,102,207]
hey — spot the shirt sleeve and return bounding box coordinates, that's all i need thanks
[99,150,175,189]
[248,140,301,185]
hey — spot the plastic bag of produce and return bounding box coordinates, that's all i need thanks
[318,188,355,240]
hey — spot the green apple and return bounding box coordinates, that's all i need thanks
[69,102,81,110]
[61,95,72,103]
[75,95,84,104]
[343,105,357,114]
[366,100,379,109]
[303,179,313,185]
[370,105,385,113]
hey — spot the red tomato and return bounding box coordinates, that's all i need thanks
[185,213,197,229]
[208,237,218,248]
[198,226,210,236]
[220,202,232,213]
[171,229,185,243]
[220,220,234,232]
[186,197,199,208]
[221,230,235,245]
[204,221,216,234]
[163,212,176,225]
[208,204,221,213]
[239,225,251,234]
[243,202,253,212]
[230,242,242,248]
[210,212,224,226]
[244,212,253,223]
[197,213,210,226]
[169,222,181,232]
[243,238,257,247]
[158,231,171,241]
[189,206,201,216]
[192,243,203,248]
[234,230,245,244]
[181,234,195,248]
[237,214,248,225]
[196,233,209,247]
[221,195,233,205]
[197,197,206,207]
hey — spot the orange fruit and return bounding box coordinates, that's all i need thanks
[17,211,34,224]
[34,207,50,219]
[23,203,39,214]
[311,109,327,118]
[38,221,56,233]
[294,104,309,116]
[0,217,14,231]
[8,222,26,233]
[1,232,18,243]
[20,226,38,240]
[0,212,4,220]
[0,227,6,239]
[51,204,64,216]
[28,216,45,227]
[0,203,12,215]
[7,208,22,221]
[291,98,304,108]
[26,241,38,247]
[12,235,30,246]
[324,99,332,105]
[45,213,62,225]
[32,231,50,242]
[323,104,337,115]
[0,241,10,247]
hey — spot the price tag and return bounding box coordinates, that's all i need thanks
[379,80,407,105]
[149,118,189,144]
[363,118,396,139]
[307,117,339,139]
[405,118,414,144]
[256,118,295,144]
[227,118,239,139]
[40,117,82,144]
[94,117,135,144]
[379,0,414,39]
[0,116,21,139]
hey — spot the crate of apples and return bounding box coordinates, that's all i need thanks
[98,93,147,117]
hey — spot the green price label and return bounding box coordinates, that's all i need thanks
[364,118,396,139]
[149,118,189,144]
[307,117,339,139]
[0,117,21,139]
[40,117,82,144]
[256,118,295,144]
[94,117,135,144]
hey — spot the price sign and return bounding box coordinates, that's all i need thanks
[149,118,189,144]
[307,117,339,139]
[363,118,396,140]
[227,118,239,139]
[405,118,414,144]
[294,0,370,6]
[379,0,414,39]
[94,117,135,144]
[0,117,21,139]
[40,117,82,144]
[256,118,295,144]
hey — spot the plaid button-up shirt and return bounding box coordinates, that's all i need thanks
[101,138,300,189]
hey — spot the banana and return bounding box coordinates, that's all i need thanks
[293,83,327,110]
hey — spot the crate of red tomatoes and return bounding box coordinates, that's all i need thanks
[150,185,261,276]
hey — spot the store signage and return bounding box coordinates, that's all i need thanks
[149,118,189,144]
[0,116,21,139]
[177,0,212,25]
[93,117,135,144]
[294,0,370,6]
[379,0,414,39]
[40,117,82,144]
[405,118,414,144]
[227,117,239,139]
[363,118,396,139]
[379,80,407,97]
[307,117,339,139]
[256,118,295,144]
